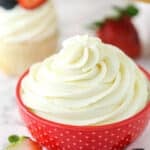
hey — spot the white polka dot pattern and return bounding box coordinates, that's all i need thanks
[19,103,150,150]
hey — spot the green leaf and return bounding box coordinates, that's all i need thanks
[126,5,139,17]
[8,135,20,143]
[93,21,103,27]
[87,21,104,30]
[113,4,139,18]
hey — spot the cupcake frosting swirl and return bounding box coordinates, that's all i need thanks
[0,0,57,43]
[21,35,149,125]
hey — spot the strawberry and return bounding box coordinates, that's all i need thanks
[93,5,141,59]
[5,135,42,150]
[18,0,46,9]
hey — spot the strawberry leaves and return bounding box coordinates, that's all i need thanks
[114,5,139,18]
[90,5,139,29]
[8,135,20,143]
[5,135,42,150]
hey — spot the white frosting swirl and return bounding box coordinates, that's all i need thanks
[0,0,57,43]
[21,35,149,126]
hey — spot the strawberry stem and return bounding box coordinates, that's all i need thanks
[125,5,139,17]
[8,135,20,143]
[89,4,139,30]
[114,5,139,18]
[8,135,29,144]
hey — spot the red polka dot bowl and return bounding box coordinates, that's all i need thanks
[16,68,150,150]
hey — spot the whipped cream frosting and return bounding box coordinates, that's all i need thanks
[0,0,57,43]
[21,35,149,126]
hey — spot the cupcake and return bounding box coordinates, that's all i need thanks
[21,35,149,126]
[17,35,150,149]
[0,0,58,76]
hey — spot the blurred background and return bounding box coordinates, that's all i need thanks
[53,0,150,69]
[54,0,131,39]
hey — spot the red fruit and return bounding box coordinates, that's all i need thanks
[6,135,42,150]
[94,5,141,59]
[18,0,46,9]
[96,16,141,58]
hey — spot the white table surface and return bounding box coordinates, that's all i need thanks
[0,0,150,149]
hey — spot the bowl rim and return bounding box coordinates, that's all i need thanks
[16,67,150,131]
